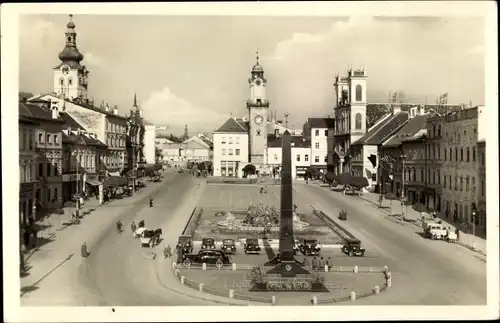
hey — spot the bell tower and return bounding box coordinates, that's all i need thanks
[247,49,270,166]
[52,14,89,101]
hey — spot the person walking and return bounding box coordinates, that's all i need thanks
[81,242,89,258]
[326,256,333,270]
[131,221,137,236]
[319,257,325,271]
[311,256,318,270]
[149,198,154,207]
[164,244,172,258]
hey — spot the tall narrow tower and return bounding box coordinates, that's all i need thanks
[53,14,89,101]
[247,49,270,166]
[184,125,189,140]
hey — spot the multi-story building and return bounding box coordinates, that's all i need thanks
[476,105,486,235]
[213,117,250,177]
[440,107,479,224]
[60,112,107,203]
[399,126,428,205]
[332,69,368,175]
[302,118,335,173]
[126,93,145,170]
[143,121,157,165]
[30,14,129,176]
[267,132,311,179]
[180,136,213,163]
[424,113,444,212]
[19,100,65,217]
[18,110,39,226]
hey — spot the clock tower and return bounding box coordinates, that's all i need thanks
[53,15,89,101]
[247,50,270,166]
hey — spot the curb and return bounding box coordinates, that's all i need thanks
[356,194,487,257]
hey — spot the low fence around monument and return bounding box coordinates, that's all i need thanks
[182,207,204,236]
[311,207,357,241]
[207,177,259,185]
[172,257,392,305]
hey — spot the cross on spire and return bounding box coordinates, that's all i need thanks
[256,48,260,64]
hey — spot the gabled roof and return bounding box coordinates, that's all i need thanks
[382,114,430,147]
[182,136,212,149]
[214,117,249,133]
[352,112,408,146]
[18,102,65,123]
[267,134,311,148]
[61,131,107,147]
[59,112,85,130]
[307,118,335,129]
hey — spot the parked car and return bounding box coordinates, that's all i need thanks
[139,229,157,248]
[243,238,261,254]
[297,238,321,256]
[201,237,216,250]
[341,239,366,257]
[424,223,448,240]
[221,239,237,254]
[176,235,193,254]
[182,249,231,267]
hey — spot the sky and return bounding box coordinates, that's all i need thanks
[19,15,485,135]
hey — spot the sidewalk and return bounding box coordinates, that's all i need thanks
[356,190,487,256]
[20,176,172,305]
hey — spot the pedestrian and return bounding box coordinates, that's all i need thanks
[163,246,169,259]
[81,242,89,258]
[432,210,437,219]
[302,257,309,267]
[131,221,137,235]
[260,187,263,194]
[264,186,268,194]
[326,256,333,269]
[311,256,318,270]
[149,198,154,207]
[455,228,460,241]
[166,244,172,258]
[319,257,325,270]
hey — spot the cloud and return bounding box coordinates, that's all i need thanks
[83,52,103,66]
[141,87,228,133]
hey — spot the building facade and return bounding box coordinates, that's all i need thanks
[267,134,311,179]
[143,122,157,165]
[18,114,39,226]
[440,107,479,225]
[332,69,369,175]
[476,105,486,235]
[213,118,249,177]
[302,118,335,173]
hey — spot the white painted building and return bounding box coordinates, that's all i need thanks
[181,136,213,162]
[267,134,311,179]
[302,118,335,173]
[213,118,249,177]
[143,123,156,164]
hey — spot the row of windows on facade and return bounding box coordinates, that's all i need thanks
[336,113,363,134]
[106,137,126,148]
[106,121,127,134]
[20,129,35,151]
[428,123,477,141]
[220,137,241,144]
[314,129,329,137]
[36,186,59,204]
[221,149,241,156]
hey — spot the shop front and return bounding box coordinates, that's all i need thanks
[295,166,308,179]
[62,172,83,204]
[19,183,35,226]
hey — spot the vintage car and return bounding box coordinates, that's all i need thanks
[182,249,232,267]
[201,237,216,250]
[177,168,184,173]
[133,227,147,239]
[424,223,448,240]
[140,229,157,248]
[176,235,194,254]
[221,239,237,254]
[243,238,261,254]
[297,238,321,256]
[341,239,366,257]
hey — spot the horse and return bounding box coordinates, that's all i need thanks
[153,228,163,244]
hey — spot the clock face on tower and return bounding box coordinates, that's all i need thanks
[254,115,264,125]
[255,79,262,86]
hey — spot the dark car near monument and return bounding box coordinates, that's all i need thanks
[243,238,261,254]
[221,239,237,254]
[176,235,193,254]
[297,238,321,256]
[201,237,216,250]
[341,239,366,257]
[182,249,231,267]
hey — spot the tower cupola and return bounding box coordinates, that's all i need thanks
[58,14,84,66]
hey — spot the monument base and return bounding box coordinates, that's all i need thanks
[265,260,310,277]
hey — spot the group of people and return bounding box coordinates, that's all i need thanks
[303,256,334,270]
[259,186,268,194]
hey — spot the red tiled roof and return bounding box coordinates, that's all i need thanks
[352,112,409,146]
[214,118,249,133]
[383,114,430,147]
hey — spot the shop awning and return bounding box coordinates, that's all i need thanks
[86,178,101,186]
[103,176,128,188]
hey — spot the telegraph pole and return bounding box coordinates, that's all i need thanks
[401,152,407,221]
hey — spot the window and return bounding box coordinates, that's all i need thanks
[324,155,328,163]
[47,188,51,203]
[38,163,43,177]
[68,78,72,86]
[444,149,447,161]
[420,169,423,182]
[315,130,319,136]
[29,131,33,150]
[460,148,463,161]
[221,149,226,155]
[355,113,362,130]
[455,148,458,162]
[228,149,233,155]
[460,176,463,191]
[235,137,240,144]
[472,147,476,161]
[472,177,476,192]
[438,125,441,137]
[481,152,485,166]
[46,163,51,177]
[437,170,441,184]
[355,84,363,101]
[54,163,58,175]
[38,133,43,143]
[481,180,485,197]
[466,176,469,192]
[314,156,320,163]
[235,149,240,156]
[466,147,470,162]
[256,130,261,136]
[449,148,452,161]
[324,130,328,136]
[228,137,233,144]
[449,176,452,189]
[274,154,278,161]
[315,142,320,149]
[444,175,447,187]
[54,188,58,201]
[221,137,226,144]
[305,155,309,162]
[296,154,301,162]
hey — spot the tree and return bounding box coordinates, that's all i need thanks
[243,164,256,177]
[325,171,336,187]
[197,162,206,171]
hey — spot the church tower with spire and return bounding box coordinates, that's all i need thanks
[53,14,89,100]
[247,49,270,166]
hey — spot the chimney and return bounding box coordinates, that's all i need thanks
[113,105,119,115]
[105,103,110,112]
[51,101,59,119]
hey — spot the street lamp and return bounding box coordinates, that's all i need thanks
[471,208,477,236]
